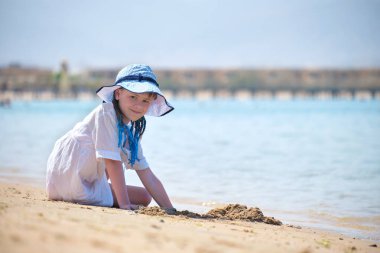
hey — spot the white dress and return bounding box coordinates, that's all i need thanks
[46,102,149,206]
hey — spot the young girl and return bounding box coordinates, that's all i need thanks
[46,64,174,210]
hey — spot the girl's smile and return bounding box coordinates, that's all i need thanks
[115,89,154,122]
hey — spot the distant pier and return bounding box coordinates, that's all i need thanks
[1,64,380,101]
[1,89,379,102]
[172,89,380,100]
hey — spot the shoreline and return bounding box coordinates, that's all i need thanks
[0,182,379,253]
[0,173,379,243]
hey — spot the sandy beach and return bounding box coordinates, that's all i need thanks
[0,183,378,253]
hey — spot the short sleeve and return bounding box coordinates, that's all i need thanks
[121,140,149,170]
[94,104,121,161]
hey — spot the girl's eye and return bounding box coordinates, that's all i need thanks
[130,96,136,99]
[143,100,150,103]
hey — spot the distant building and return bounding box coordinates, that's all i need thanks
[0,64,53,92]
[82,68,117,85]
[58,60,71,95]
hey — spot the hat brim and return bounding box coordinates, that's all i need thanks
[96,81,174,117]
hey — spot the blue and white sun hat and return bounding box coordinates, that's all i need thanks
[96,64,174,117]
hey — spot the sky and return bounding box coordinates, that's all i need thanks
[0,0,379,71]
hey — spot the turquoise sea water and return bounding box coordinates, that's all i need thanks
[1,98,379,240]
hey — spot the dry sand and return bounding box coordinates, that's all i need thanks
[0,183,379,253]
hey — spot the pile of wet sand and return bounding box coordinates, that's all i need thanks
[137,204,282,225]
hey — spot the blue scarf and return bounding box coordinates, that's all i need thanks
[117,119,140,166]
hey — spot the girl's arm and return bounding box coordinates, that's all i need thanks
[136,168,174,209]
[105,159,132,210]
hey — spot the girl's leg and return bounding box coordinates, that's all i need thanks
[109,184,152,208]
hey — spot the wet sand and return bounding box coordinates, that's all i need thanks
[0,183,379,253]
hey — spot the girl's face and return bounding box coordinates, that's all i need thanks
[115,89,154,122]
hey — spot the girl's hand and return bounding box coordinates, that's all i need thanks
[120,204,141,211]
[129,204,141,210]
